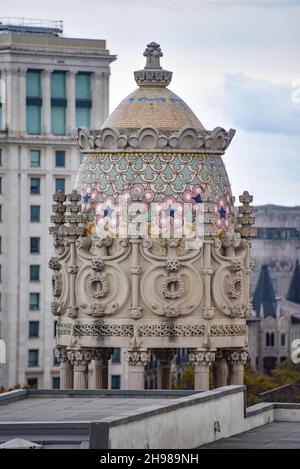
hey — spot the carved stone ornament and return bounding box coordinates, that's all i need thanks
[226,272,243,299]
[77,126,235,154]
[49,257,61,271]
[188,350,216,366]
[67,349,93,367]
[127,349,150,367]
[162,274,184,299]
[87,273,109,299]
[91,256,105,272]
[226,349,249,366]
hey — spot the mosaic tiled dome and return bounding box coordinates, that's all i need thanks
[76,42,236,238]
[102,86,204,133]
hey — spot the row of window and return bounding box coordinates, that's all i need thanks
[29,320,57,337]
[28,349,60,367]
[265,332,286,347]
[26,70,91,135]
[30,177,65,194]
[26,375,121,390]
[30,149,65,168]
[27,377,60,390]
[256,227,300,240]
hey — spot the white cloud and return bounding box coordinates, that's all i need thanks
[201,74,300,135]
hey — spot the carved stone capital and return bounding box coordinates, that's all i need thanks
[67,349,93,367]
[188,350,216,367]
[55,347,69,363]
[226,349,249,366]
[127,349,150,367]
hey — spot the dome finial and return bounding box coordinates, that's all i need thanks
[134,41,172,87]
[143,42,163,69]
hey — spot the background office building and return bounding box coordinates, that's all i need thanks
[0,18,115,389]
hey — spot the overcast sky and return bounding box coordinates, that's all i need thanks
[2,0,300,205]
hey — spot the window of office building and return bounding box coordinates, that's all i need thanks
[28,349,39,367]
[76,72,91,127]
[51,71,67,135]
[0,176,2,194]
[111,375,121,390]
[29,293,40,310]
[30,205,40,222]
[30,237,40,254]
[30,177,40,194]
[0,205,2,222]
[29,321,39,338]
[27,377,38,389]
[52,377,60,389]
[30,149,41,167]
[26,70,42,135]
[0,149,2,166]
[30,265,40,282]
[111,348,121,364]
[281,333,286,347]
[55,150,65,167]
[0,237,2,254]
[55,178,65,192]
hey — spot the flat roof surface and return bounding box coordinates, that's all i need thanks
[0,390,195,423]
[203,422,300,449]
[0,396,179,422]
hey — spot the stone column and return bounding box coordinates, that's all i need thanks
[127,349,150,390]
[93,348,112,389]
[41,69,51,135]
[226,349,249,385]
[153,349,176,390]
[67,70,76,134]
[55,348,73,389]
[189,350,215,391]
[68,350,93,390]
[213,353,228,388]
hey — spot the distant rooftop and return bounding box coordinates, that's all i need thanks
[0,17,63,36]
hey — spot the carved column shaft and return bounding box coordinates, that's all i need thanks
[93,349,112,389]
[56,348,73,389]
[213,357,228,388]
[226,350,248,386]
[154,349,176,390]
[129,239,142,319]
[127,349,150,390]
[203,241,214,319]
[68,350,93,390]
[189,350,215,392]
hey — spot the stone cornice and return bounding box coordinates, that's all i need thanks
[77,126,236,154]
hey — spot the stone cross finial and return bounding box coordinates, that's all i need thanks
[143,42,163,69]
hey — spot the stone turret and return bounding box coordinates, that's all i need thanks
[50,43,255,391]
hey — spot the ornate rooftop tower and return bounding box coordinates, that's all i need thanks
[50,43,256,391]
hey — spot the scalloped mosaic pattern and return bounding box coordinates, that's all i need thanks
[75,152,232,210]
[102,86,204,131]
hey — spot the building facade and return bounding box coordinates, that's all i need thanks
[0,19,115,389]
[248,205,300,372]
